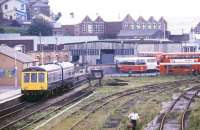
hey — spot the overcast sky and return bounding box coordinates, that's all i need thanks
[49,0,200,34]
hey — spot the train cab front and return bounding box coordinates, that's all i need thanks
[21,72,48,96]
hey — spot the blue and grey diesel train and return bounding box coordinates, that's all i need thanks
[21,62,86,96]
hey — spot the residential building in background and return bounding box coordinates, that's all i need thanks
[26,0,50,20]
[117,15,168,39]
[0,0,27,21]
[191,22,200,34]
[53,14,168,39]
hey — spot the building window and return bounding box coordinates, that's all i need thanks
[82,24,87,32]
[34,8,38,13]
[21,4,24,10]
[9,15,13,20]
[99,24,104,32]
[137,24,141,29]
[88,24,93,33]
[5,4,8,10]
[94,23,98,32]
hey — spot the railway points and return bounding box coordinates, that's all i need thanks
[0,62,200,130]
[0,78,93,130]
[36,76,200,130]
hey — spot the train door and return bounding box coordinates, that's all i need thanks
[72,56,80,63]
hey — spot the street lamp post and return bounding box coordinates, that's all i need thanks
[85,41,88,65]
[135,42,138,56]
[55,37,58,62]
[121,41,124,55]
[14,52,17,88]
[39,33,44,65]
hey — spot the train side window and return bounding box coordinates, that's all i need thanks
[147,59,156,62]
[38,73,45,82]
[136,60,145,65]
[24,73,30,83]
[48,73,52,83]
[31,73,37,83]
[130,62,135,65]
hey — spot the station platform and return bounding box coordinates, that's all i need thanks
[0,86,21,104]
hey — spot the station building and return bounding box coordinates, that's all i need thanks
[0,45,38,87]
[64,39,182,65]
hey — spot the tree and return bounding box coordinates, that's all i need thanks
[27,18,53,36]
[54,12,62,21]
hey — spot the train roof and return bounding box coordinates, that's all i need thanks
[23,62,75,72]
[58,62,74,69]
[23,64,61,72]
[40,64,61,71]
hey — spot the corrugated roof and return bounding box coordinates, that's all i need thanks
[0,45,37,63]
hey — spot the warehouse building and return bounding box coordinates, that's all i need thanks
[0,34,98,52]
[64,39,182,65]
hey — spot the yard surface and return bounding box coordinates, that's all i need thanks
[45,75,199,130]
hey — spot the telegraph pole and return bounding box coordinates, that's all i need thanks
[14,52,18,88]
[39,32,44,65]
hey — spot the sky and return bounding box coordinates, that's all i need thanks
[49,0,200,34]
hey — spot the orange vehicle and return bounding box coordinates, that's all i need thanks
[159,52,200,75]
[115,57,158,73]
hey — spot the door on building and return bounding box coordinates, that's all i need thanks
[72,56,79,63]
[101,49,114,64]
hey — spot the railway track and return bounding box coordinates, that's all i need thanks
[51,79,200,130]
[0,79,198,130]
[0,77,91,130]
[0,101,36,121]
[159,86,200,130]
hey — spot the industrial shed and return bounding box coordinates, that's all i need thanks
[64,39,182,65]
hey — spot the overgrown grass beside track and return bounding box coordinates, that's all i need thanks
[118,86,186,130]
[187,98,200,130]
[44,75,199,130]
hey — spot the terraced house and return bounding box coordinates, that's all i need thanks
[26,0,50,20]
[118,14,168,39]
[0,0,27,21]
[53,14,168,39]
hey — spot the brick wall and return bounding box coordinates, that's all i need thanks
[0,53,23,87]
